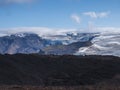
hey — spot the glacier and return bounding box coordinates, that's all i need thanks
[75,32,120,57]
[0,30,120,57]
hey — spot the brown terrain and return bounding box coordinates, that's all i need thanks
[0,54,120,90]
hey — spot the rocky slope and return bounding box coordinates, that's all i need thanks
[0,54,120,86]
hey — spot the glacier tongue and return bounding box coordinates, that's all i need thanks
[75,32,120,57]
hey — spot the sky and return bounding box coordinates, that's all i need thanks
[0,0,120,32]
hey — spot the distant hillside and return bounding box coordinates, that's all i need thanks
[0,32,97,55]
[0,32,120,57]
[0,54,120,86]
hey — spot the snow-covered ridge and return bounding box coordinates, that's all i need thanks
[0,27,120,56]
[0,28,99,45]
[0,31,97,54]
[75,32,120,57]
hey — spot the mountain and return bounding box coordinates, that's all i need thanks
[0,33,64,54]
[43,39,92,55]
[75,32,120,57]
[0,31,120,56]
[0,32,97,55]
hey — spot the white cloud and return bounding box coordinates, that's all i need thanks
[0,27,120,37]
[0,0,35,4]
[71,14,81,24]
[86,26,120,33]
[98,12,110,18]
[83,11,110,19]
[7,0,33,3]
[0,27,77,37]
[83,12,97,18]
[95,27,120,32]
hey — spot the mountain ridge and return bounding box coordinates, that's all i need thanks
[0,31,120,57]
[0,32,96,55]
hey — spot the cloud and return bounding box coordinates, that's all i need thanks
[71,14,81,24]
[83,11,110,19]
[0,0,35,5]
[95,27,120,32]
[0,27,120,37]
[0,27,77,37]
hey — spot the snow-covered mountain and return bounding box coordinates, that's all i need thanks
[75,32,120,57]
[0,31,97,54]
[0,31,120,57]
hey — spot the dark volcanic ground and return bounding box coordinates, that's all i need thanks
[0,54,120,86]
